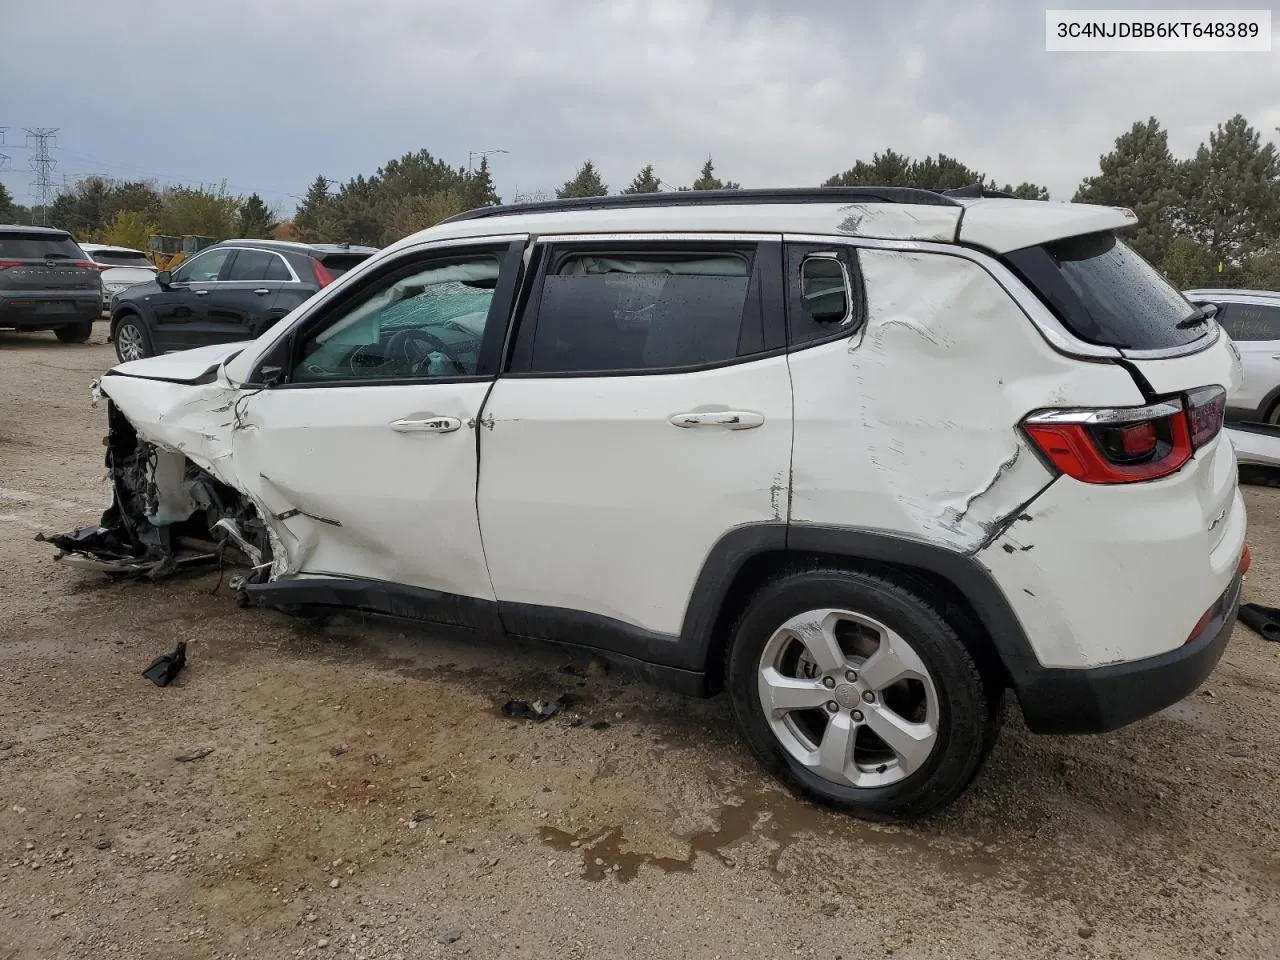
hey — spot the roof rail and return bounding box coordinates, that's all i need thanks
[939,183,1019,199]
[439,186,962,225]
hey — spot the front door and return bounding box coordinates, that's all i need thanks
[230,239,525,606]
[153,246,235,351]
[477,236,793,641]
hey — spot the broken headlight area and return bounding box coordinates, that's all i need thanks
[39,402,272,579]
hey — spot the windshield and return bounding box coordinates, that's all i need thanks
[1003,231,1205,350]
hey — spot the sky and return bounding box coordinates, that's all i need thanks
[1,0,1278,217]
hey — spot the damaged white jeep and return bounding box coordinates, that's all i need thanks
[46,187,1247,819]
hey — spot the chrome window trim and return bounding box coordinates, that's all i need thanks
[797,251,855,328]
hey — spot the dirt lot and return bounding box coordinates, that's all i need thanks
[1,325,1278,960]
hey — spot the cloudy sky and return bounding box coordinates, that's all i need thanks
[1,0,1277,216]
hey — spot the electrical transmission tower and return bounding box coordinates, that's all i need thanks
[0,127,8,173]
[25,128,59,224]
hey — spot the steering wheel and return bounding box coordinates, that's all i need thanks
[385,328,467,375]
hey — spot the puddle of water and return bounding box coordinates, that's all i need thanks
[540,783,1004,883]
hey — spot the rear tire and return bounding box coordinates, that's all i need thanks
[725,565,999,821]
[113,315,151,363]
[1266,400,1280,426]
[54,321,93,344]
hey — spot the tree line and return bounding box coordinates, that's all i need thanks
[1,113,1276,289]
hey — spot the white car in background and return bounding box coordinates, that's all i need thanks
[1184,289,1280,475]
[1184,289,1280,424]
[78,243,157,313]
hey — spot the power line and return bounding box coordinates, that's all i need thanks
[25,127,58,222]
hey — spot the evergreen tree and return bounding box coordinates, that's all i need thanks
[293,175,335,242]
[1073,118,1181,265]
[623,164,662,194]
[237,193,277,238]
[557,161,608,198]
[1179,114,1280,265]
[690,157,740,190]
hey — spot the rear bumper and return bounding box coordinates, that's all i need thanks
[1017,569,1242,734]
[0,293,101,329]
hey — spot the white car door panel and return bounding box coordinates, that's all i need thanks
[229,239,526,601]
[477,238,792,638]
[233,383,494,595]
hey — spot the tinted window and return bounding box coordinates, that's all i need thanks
[529,252,752,373]
[88,249,152,267]
[172,248,233,283]
[264,255,291,281]
[0,232,83,259]
[227,249,275,282]
[1216,302,1280,342]
[292,256,499,383]
[1004,232,1203,350]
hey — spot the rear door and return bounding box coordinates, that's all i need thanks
[210,248,293,340]
[152,247,235,351]
[476,235,792,645]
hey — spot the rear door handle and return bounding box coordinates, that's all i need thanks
[390,416,462,434]
[194,289,209,296]
[253,288,271,296]
[669,410,765,430]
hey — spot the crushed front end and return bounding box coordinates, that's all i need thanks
[41,400,272,579]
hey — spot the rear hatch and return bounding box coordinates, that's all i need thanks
[87,248,157,288]
[1004,229,1241,554]
[0,231,101,296]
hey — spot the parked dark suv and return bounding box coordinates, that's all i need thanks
[108,239,378,362]
[0,225,103,343]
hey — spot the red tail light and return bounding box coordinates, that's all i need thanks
[1023,399,1192,484]
[70,260,97,269]
[1241,545,1252,577]
[311,258,336,288]
[0,260,23,269]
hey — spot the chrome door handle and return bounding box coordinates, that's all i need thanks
[390,416,462,434]
[669,410,765,430]
[194,289,209,296]
[253,288,270,296]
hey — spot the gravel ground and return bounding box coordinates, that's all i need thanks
[1,325,1278,960]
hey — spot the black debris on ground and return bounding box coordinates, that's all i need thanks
[142,641,187,687]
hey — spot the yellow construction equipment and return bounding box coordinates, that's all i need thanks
[146,234,216,270]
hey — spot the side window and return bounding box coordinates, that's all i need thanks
[1215,303,1280,342]
[785,243,861,347]
[290,253,502,384]
[524,247,761,374]
[226,249,274,282]
[172,248,232,284]
[264,255,291,281]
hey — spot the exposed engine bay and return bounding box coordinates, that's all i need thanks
[41,401,272,583]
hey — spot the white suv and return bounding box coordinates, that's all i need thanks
[45,188,1247,820]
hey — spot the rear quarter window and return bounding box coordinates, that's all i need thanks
[0,232,84,259]
[1003,231,1205,351]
